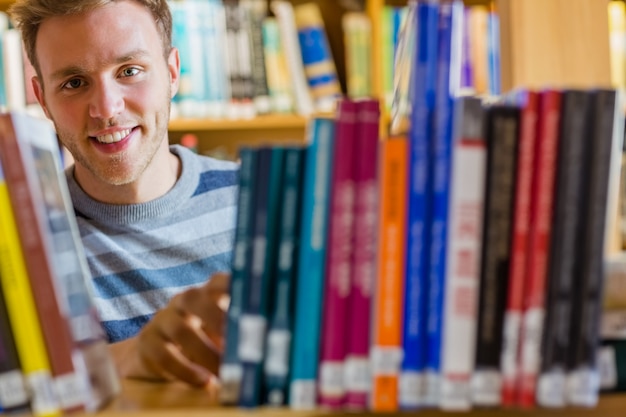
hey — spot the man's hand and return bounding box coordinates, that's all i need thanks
[109,273,230,388]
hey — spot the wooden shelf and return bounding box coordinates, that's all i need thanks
[169,114,307,132]
[91,379,626,417]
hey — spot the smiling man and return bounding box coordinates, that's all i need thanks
[9,0,238,388]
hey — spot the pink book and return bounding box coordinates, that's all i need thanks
[318,99,358,409]
[344,99,381,410]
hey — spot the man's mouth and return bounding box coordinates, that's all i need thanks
[95,128,132,144]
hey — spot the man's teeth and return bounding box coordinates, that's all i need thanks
[96,128,132,144]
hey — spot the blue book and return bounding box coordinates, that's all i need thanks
[425,1,463,406]
[288,117,335,410]
[220,147,258,405]
[401,0,439,409]
[264,147,306,406]
[487,10,501,96]
[238,147,285,408]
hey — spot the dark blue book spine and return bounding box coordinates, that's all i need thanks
[401,0,439,409]
[425,0,460,406]
[238,147,285,408]
[264,147,305,406]
[220,147,258,405]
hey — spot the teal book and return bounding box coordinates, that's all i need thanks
[238,147,285,408]
[264,146,306,406]
[289,117,336,410]
[220,147,258,405]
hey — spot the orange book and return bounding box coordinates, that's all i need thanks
[370,136,408,411]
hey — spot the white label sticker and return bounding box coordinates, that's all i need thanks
[237,315,267,363]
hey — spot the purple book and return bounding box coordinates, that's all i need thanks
[345,99,381,409]
[318,99,358,409]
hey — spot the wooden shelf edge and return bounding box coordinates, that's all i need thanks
[168,114,308,132]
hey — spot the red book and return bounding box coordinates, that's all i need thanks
[344,99,380,410]
[500,90,540,406]
[517,90,562,408]
[318,99,358,409]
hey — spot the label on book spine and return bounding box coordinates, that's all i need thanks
[319,361,345,399]
[567,367,599,407]
[238,315,267,363]
[399,371,425,408]
[264,329,291,377]
[27,371,60,417]
[344,356,370,393]
[0,370,28,408]
[289,380,316,410]
[471,369,501,406]
[371,346,403,376]
[537,370,566,408]
[55,371,87,410]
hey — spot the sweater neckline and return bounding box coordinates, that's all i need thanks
[66,145,199,224]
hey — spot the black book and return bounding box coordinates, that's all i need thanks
[568,89,624,406]
[473,104,520,406]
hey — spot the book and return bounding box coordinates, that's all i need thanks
[472,104,520,407]
[271,1,314,116]
[242,0,271,115]
[516,89,562,408]
[264,146,305,406]
[567,89,624,407]
[238,146,284,407]
[538,90,595,408]
[400,1,439,409]
[439,96,487,412]
[289,117,335,410]
[342,12,372,100]
[261,17,295,114]
[220,147,258,405]
[499,89,539,407]
[344,99,380,410]
[425,1,463,405]
[318,99,358,410]
[0,112,120,412]
[370,136,408,412]
[0,158,60,417]
[293,2,341,113]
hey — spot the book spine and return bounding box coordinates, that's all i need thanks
[344,99,380,410]
[500,90,539,407]
[400,1,438,409]
[517,90,562,408]
[425,2,461,406]
[370,136,408,412]
[264,147,305,406]
[242,0,271,115]
[342,12,372,99]
[261,17,294,114]
[2,30,26,110]
[439,96,487,411]
[0,114,86,413]
[220,147,257,405]
[567,90,624,407]
[0,158,60,417]
[270,1,314,116]
[472,105,520,407]
[238,147,284,408]
[538,90,595,408]
[318,100,358,410]
[289,117,335,410]
[293,3,341,113]
[201,0,229,119]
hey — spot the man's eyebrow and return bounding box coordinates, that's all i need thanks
[49,49,151,80]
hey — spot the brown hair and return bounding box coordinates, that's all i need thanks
[9,0,173,74]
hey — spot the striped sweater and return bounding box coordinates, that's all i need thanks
[65,145,239,342]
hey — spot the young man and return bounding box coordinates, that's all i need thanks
[9,0,237,388]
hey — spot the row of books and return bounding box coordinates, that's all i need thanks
[0,113,119,416]
[220,83,624,412]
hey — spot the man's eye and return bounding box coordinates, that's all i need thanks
[62,78,84,89]
[121,67,140,77]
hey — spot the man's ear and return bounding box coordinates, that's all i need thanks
[167,47,180,99]
[32,76,52,120]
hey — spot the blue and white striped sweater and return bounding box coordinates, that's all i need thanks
[66,145,239,342]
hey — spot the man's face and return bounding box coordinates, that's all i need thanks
[33,0,179,188]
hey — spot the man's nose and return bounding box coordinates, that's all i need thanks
[88,79,124,120]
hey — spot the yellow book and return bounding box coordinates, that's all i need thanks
[0,161,61,417]
[608,0,626,89]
